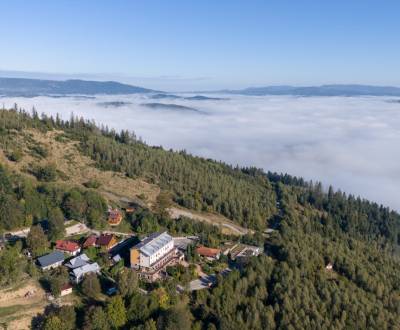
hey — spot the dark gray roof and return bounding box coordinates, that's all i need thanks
[37,251,65,267]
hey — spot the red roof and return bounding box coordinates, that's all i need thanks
[196,246,221,258]
[61,283,73,291]
[108,209,123,225]
[97,234,115,246]
[109,209,122,220]
[83,235,97,248]
[55,240,80,252]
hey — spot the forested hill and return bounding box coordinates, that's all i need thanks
[1,108,400,328]
[0,77,156,96]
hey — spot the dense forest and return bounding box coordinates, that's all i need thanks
[1,108,400,329]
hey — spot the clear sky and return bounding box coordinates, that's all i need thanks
[0,0,399,91]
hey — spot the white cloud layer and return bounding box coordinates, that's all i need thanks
[2,94,400,211]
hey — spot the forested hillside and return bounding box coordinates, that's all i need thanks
[1,108,400,329]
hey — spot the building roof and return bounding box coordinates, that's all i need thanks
[108,209,122,219]
[72,262,100,278]
[37,251,65,267]
[55,240,80,252]
[134,231,172,257]
[83,235,97,248]
[112,254,122,263]
[61,283,73,291]
[196,246,221,258]
[97,234,115,246]
[65,253,90,269]
[108,209,123,225]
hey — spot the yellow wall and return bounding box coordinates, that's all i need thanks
[130,248,140,267]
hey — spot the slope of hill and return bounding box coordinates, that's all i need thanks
[0,77,156,96]
[1,108,400,329]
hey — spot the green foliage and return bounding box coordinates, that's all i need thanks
[83,179,102,189]
[127,292,159,325]
[43,315,63,330]
[5,148,23,162]
[40,305,77,330]
[44,267,69,297]
[81,273,101,299]
[160,302,193,330]
[84,306,110,330]
[155,191,172,217]
[62,188,107,228]
[106,295,127,329]
[31,163,58,182]
[166,264,196,285]
[0,243,26,286]
[29,144,49,158]
[117,269,138,297]
[47,207,65,241]
[26,225,49,257]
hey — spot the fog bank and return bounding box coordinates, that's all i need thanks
[2,94,400,211]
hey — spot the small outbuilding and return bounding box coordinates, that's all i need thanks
[83,235,97,249]
[60,283,73,296]
[196,246,221,261]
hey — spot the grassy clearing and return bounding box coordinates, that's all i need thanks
[0,305,25,318]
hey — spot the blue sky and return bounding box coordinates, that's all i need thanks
[0,0,399,91]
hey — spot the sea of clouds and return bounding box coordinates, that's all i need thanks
[1,94,400,211]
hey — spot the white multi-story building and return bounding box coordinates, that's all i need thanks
[130,231,174,269]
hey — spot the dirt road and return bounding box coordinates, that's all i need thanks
[168,207,252,236]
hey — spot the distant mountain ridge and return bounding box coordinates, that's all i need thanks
[217,84,400,97]
[0,77,156,96]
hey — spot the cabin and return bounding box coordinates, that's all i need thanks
[97,234,118,251]
[71,262,101,283]
[82,235,97,249]
[196,246,221,261]
[125,207,135,214]
[55,240,81,256]
[108,209,123,226]
[60,283,73,296]
[37,251,65,271]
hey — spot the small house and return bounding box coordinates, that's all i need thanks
[60,283,73,296]
[83,235,97,249]
[71,262,101,283]
[108,209,123,226]
[37,251,65,270]
[97,234,118,251]
[196,246,221,261]
[55,240,81,256]
[325,262,334,271]
[65,253,90,269]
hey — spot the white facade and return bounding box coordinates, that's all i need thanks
[41,260,63,271]
[135,232,174,268]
